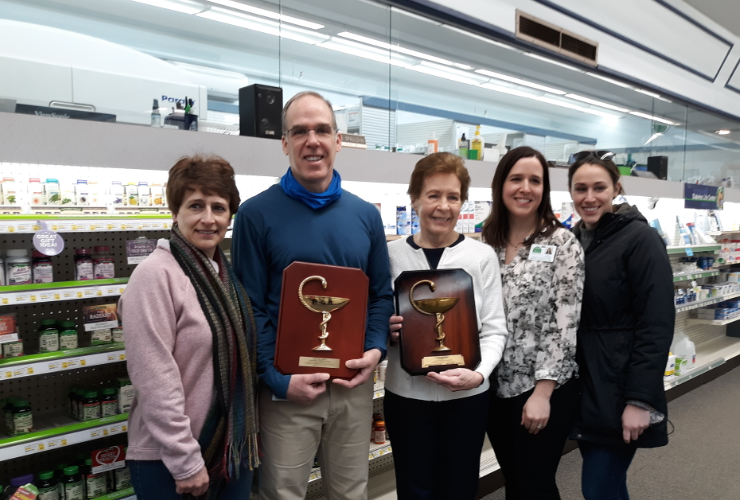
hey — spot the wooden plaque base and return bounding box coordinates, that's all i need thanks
[275,262,369,379]
[394,268,480,376]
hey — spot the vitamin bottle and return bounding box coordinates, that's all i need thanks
[74,249,93,281]
[32,251,54,283]
[113,449,131,491]
[92,246,115,279]
[81,390,100,421]
[101,388,118,417]
[61,466,84,500]
[59,321,79,350]
[37,470,60,500]
[84,458,108,499]
[68,386,80,418]
[12,399,33,434]
[6,249,31,285]
[373,420,386,445]
[2,340,23,358]
[3,397,17,433]
[39,319,60,353]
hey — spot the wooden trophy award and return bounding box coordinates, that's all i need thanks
[275,261,369,379]
[394,269,480,375]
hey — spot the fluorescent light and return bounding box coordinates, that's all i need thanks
[336,32,472,70]
[524,53,582,72]
[419,61,488,82]
[634,88,662,99]
[628,111,677,125]
[197,8,329,44]
[717,130,731,135]
[131,0,206,14]
[442,25,521,51]
[564,94,630,113]
[475,69,566,95]
[318,38,412,67]
[644,132,664,145]
[207,0,324,29]
[586,72,634,89]
[408,64,483,86]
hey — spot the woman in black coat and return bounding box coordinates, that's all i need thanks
[567,151,673,500]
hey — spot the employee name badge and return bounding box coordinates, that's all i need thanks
[528,244,557,262]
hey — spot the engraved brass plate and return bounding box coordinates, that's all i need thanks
[299,356,341,369]
[421,354,465,368]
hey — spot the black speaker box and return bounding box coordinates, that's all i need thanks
[647,156,668,180]
[239,84,283,139]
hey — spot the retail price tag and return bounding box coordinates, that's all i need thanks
[0,294,11,305]
[141,222,155,231]
[15,222,34,232]
[121,423,127,432]
[119,353,126,361]
[47,438,63,450]
[82,288,96,298]
[118,285,127,294]
[23,442,41,454]
[106,222,122,231]
[685,248,694,256]
[107,354,116,361]
[14,293,31,304]
[102,428,109,436]
[62,289,79,300]
[90,429,102,439]
[162,221,171,229]
[25,366,33,375]
[62,358,79,369]
[38,291,54,302]
[104,286,118,296]
[48,360,61,371]
[55,222,73,232]
[79,358,87,366]
[108,424,122,435]
[75,223,92,232]
[32,223,42,231]
[150,221,164,230]
[90,222,105,232]
[95,287,104,297]
[0,223,15,233]
[29,292,39,303]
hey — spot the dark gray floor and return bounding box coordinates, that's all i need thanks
[483,365,740,499]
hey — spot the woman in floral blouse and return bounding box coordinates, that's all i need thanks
[482,146,585,499]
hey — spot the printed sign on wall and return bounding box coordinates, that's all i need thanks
[684,184,723,210]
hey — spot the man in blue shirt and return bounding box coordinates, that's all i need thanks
[232,91,393,500]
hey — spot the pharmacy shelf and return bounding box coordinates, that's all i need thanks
[0,219,171,234]
[685,316,740,326]
[0,413,128,461]
[709,230,740,236]
[664,336,740,390]
[93,487,135,500]
[0,344,125,380]
[676,291,740,313]
[0,278,128,306]
[666,244,720,254]
[373,380,384,399]
[672,270,718,282]
[309,441,392,483]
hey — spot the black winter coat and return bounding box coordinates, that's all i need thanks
[570,204,673,448]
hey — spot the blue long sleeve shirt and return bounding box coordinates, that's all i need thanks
[232,184,394,399]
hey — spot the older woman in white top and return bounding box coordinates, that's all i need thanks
[385,152,508,500]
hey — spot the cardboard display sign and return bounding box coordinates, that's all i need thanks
[394,268,480,376]
[275,262,368,379]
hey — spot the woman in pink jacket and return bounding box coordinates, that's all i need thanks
[120,156,258,499]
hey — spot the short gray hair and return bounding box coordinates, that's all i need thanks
[281,91,338,136]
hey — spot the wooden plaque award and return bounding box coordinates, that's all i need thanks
[275,262,369,379]
[394,269,480,375]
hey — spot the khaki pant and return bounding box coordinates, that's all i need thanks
[258,381,374,500]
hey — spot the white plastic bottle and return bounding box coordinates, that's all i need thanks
[6,249,32,285]
[673,331,696,376]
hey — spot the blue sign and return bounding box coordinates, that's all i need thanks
[684,184,722,210]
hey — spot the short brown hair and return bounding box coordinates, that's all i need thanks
[282,91,337,135]
[407,152,470,203]
[166,155,240,215]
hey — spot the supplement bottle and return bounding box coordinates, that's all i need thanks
[373,420,386,445]
[113,449,131,491]
[37,470,60,500]
[32,251,54,284]
[84,458,108,499]
[74,249,93,281]
[59,321,79,350]
[81,390,100,421]
[92,246,115,279]
[101,388,118,417]
[68,387,79,418]
[6,249,31,285]
[12,399,33,434]
[3,397,17,434]
[112,325,124,344]
[0,256,4,286]
[38,319,59,353]
[2,340,23,358]
[61,466,84,500]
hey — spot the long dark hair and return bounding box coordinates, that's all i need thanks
[567,153,625,195]
[482,146,563,249]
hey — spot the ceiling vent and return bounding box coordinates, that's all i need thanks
[516,10,598,66]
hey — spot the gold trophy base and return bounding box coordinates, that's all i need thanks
[432,344,451,352]
[312,344,333,352]
[421,354,465,368]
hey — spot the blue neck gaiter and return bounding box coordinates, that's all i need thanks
[279,167,342,210]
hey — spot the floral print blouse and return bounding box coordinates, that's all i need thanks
[494,227,585,398]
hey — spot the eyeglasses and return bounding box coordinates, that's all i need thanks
[285,125,337,139]
[570,150,616,163]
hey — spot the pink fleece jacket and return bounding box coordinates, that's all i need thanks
[119,240,213,480]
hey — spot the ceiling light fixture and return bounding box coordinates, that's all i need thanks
[475,69,566,95]
[523,53,583,72]
[131,0,206,15]
[336,32,472,70]
[409,64,484,86]
[318,38,412,67]
[197,8,329,44]
[585,72,633,89]
[441,25,520,51]
[634,88,662,99]
[564,94,630,113]
[644,132,664,145]
[207,0,324,29]
[628,111,677,125]
[717,130,731,135]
